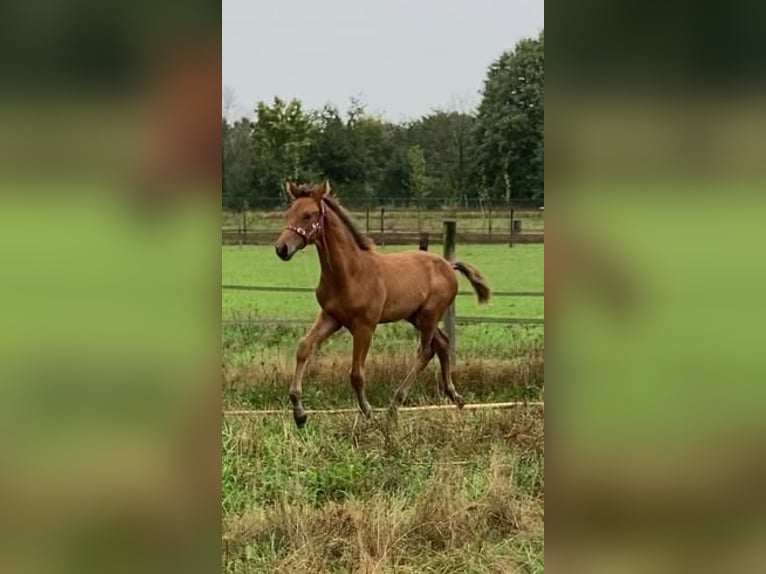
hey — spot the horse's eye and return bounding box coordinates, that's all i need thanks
[302,213,311,221]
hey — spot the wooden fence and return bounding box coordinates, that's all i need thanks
[222,229,543,246]
[222,205,544,246]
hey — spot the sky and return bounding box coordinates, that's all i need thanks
[223,0,544,122]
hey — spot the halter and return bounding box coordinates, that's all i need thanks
[284,200,326,245]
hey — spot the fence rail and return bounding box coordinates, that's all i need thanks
[222,202,543,246]
[223,316,543,327]
[223,401,544,417]
[222,284,543,297]
[222,230,544,246]
[223,283,544,327]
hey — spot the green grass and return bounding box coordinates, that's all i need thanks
[223,323,543,411]
[221,243,544,390]
[222,410,544,573]
[222,244,544,321]
[221,243,544,573]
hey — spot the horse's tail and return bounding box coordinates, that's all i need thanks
[452,261,491,304]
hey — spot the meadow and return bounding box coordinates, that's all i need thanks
[222,242,544,572]
[222,244,544,321]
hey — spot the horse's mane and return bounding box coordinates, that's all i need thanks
[291,183,375,251]
[323,195,375,251]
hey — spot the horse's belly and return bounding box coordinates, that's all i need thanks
[379,310,412,324]
[380,291,427,323]
[317,284,387,327]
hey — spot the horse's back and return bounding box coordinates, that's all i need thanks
[375,250,457,321]
[377,249,453,281]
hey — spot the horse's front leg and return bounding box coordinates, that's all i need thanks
[290,311,340,427]
[350,325,375,416]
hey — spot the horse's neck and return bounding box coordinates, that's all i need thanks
[316,209,363,285]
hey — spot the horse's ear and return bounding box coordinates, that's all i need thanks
[315,179,331,200]
[284,181,300,200]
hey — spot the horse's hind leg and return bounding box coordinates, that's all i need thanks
[433,328,465,408]
[391,317,437,408]
[350,325,374,416]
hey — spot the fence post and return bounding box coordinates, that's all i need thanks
[443,220,457,363]
[380,208,385,233]
[417,202,422,233]
[366,204,370,233]
[488,201,493,236]
[419,232,429,251]
[242,199,248,244]
[509,206,515,248]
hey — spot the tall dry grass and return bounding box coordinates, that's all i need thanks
[222,323,544,572]
[222,408,543,573]
[223,347,543,411]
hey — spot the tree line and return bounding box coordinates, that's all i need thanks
[223,31,543,210]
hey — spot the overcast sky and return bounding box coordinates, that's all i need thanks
[223,0,543,122]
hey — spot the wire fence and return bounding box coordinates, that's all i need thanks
[222,284,544,327]
[223,317,543,326]
[222,200,544,238]
[223,400,544,417]
[222,285,543,297]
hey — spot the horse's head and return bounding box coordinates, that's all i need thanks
[274,180,330,261]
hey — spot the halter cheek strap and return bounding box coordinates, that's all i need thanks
[285,200,326,245]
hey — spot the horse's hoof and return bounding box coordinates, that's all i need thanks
[294,413,308,428]
[455,395,466,409]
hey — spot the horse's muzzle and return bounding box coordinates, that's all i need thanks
[275,243,292,261]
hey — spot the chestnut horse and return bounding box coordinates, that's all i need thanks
[274,180,491,427]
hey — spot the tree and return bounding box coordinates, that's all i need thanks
[311,99,393,207]
[406,145,431,230]
[348,114,392,207]
[222,116,254,209]
[379,127,412,206]
[220,31,544,211]
[406,110,476,205]
[249,98,320,207]
[473,30,544,204]
[313,105,357,189]
[222,86,238,119]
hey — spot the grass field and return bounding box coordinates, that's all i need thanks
[222,244,544,321]
[222,243,544,572]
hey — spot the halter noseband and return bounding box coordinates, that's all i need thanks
[284,200,326,245]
